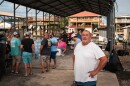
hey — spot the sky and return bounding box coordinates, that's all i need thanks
[0,0,130,17]
[115,0,130,16]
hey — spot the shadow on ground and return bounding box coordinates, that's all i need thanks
[116,71,130,86]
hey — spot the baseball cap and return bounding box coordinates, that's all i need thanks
[13,32,18,35]
[71,33,76,38]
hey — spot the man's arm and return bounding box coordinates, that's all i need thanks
[72,53,75,68]
[40,40,45,54]
[40,45,43,54]
[20,44,23,51]
[32,44,34,53]
[89,56,107,78]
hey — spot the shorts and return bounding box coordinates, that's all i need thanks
[50,51,57,60]
[12,55,21,64]
[40,55,50,63]
[75,81,96,86]
[22,52,32,64]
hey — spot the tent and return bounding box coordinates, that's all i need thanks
[0,22,12,29]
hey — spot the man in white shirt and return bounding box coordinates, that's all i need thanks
[72,30,107,86]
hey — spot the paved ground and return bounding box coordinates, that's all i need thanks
[0,48,120,86]
[0,49,74,86]
[115,44,130,86]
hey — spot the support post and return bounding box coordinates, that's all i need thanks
[26,7,28,31]
[49,13,50,30]
[14,3,16,30]
[43,12,44,35]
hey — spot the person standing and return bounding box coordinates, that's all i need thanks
[50,33,58,69]
[73,30,107,86]
[40,33,51,73]
[21,32,34,76]
[61,31,68,43]
[70,33,81,49]
[10,32,21,74]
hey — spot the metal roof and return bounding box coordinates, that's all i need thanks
[4,0,115,17]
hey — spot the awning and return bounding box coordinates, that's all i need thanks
[5,0,115,17]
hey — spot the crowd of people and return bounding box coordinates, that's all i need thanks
[4,30,82,77]
[2,29,107,86]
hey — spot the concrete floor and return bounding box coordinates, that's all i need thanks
[0,49,119,86]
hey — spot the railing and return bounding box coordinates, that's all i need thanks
[69,19,99,22]
[116,20,130,23]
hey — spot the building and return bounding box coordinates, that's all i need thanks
[23,16,61,36]
[115,16,130,35]
[68,11,105,35]
[27,16,61,29]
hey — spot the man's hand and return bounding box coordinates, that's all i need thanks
[88,70,98,78]
[32,53,35,58]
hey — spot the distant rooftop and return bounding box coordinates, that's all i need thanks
[116,15,130,18]
[0,11,22,18]
[69,11,101,17]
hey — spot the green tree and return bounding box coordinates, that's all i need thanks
[60,17,68,28]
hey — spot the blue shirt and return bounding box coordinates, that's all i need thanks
[50,37,58,51]
[77,34,81,40]
[10,37,21,56]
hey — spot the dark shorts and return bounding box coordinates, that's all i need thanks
[75,81,96,86]
[50,51,57,60]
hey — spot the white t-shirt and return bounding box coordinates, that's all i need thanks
[74,42,105,82]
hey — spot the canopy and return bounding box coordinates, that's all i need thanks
[5,0,115,17]
[0,22,12,29]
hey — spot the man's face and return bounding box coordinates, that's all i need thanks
[81,31,91,45]
[16,34,20,38]
[45,34,49,39]
[72,37,75,41]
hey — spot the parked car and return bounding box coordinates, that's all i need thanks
[118,35,124,42]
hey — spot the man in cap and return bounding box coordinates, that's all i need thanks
[10,31,21,74]
[70,33,81,49]
[21,31,34,76]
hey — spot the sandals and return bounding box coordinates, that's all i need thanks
[24,74,28,77]
[29,73,33,75]
[15,72,19,74]
[41,70,45,73]
[24,72,33,77]
[52,66,56,69]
